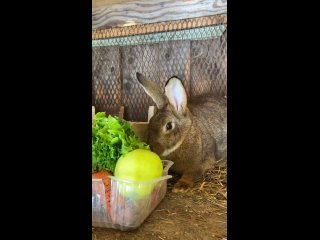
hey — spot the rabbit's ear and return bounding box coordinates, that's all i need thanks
[136,72,167,109]
[165,76,187,114]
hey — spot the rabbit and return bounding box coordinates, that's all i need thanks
[136,72,227,193]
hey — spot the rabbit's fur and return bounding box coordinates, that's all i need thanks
[136,73,227,192]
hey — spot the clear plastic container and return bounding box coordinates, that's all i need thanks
[92,160,173,231]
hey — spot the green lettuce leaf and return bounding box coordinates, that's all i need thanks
[92,112,149,173]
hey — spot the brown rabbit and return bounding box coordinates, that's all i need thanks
[136,72,227,192]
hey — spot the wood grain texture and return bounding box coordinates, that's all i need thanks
[93,0,136,9]
[93,0,227,29]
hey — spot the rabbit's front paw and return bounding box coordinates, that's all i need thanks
[172,178,194,193]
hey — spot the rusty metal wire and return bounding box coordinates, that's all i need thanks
[92,15,227,121]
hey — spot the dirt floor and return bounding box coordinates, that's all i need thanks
[92,167,227,240]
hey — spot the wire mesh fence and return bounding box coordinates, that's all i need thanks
[92,14,227,121]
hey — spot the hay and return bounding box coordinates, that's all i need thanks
[173,165,228,215]
[163,164,227,224]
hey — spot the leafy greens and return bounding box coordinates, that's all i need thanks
[92,112,150,173]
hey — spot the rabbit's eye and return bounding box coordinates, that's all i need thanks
[166,122,173,131]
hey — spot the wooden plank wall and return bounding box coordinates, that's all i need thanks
[92,46,121,113]
[93,0,227,29]
[92,32,227,121]
[190,30,227,97]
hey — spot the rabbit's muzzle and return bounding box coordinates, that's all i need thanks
[148,139,165,157]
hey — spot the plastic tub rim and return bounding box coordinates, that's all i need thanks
[92,160,174,185]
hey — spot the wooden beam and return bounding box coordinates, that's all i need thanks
[92,14,227,40]
[93,0,136,9]
[93,0,227,29]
